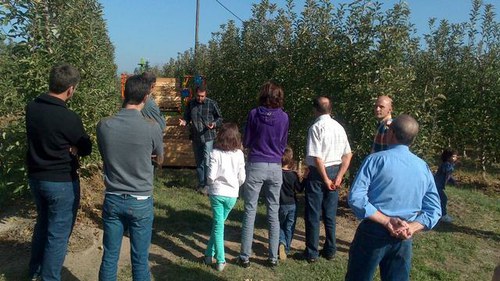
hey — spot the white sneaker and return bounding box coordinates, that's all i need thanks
[441,214,453,223]
[216,262,226,271]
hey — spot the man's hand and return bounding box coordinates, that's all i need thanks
[397,221,425,240]
[69,146,78,156]
[179,119,187,126]
[384,217,409,237]
[207,122,215,130]
[333,174,343,189]
[325,178,336,190]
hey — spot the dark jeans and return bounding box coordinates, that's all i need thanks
[304,165,339,259]
[99,194,154,281]
[345,220,413,281]
[279,203,297,253]
[437,188,448,216]
[29,179,80,281]
[192,140,213,188]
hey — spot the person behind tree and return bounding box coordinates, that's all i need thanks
[434,148,458,223]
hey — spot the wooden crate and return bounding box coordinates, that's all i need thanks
[162,115,196,167]
[151,78,180,111]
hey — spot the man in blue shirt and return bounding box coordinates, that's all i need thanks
[346,114,441,281]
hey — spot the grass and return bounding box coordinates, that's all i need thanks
[114,169,499,281]
[0,167,498,281]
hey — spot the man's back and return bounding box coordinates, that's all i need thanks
[97,109,163,196]
[350,145,441,229]
[26,94,91,181]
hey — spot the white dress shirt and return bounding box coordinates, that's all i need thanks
[306,114,351,167]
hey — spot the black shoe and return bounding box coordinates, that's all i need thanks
[320,250,335,261]
[237,257,250,268]
[323,254,335,260]
[268,259,278,268]
[307,257,317,263]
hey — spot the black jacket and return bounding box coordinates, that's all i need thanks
[26,94,91,181]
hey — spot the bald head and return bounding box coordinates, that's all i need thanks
[374,95,393,121]
[390,114,419,145]
[313,96,332,115]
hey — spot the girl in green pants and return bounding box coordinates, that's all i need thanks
[204,123,246,271]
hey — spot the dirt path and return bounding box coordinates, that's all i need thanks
[0,204,358,281]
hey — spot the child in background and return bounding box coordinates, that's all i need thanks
[434,148,458,223]
[204,123,246,271]
[278,146,304,260]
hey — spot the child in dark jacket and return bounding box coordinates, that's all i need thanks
[434,148,458,223]
[278,146,305,260]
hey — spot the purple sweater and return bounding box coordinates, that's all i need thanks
[244,106,289,163]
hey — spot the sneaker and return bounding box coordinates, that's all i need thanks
[441,214,453,223]
[215,262,226,272]
[278,244,287,260]
[236,257,250,268]
[197,186,209,195]
[268,259,278,268]
[203,256,213,265]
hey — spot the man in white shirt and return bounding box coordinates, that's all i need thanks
[304,96,353,263]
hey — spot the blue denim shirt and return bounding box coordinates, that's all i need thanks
[349,145,442,230]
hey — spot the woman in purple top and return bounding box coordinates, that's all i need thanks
[238,81,289,268]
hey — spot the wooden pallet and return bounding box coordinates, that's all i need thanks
[151,78,180,111]
[163,115,196,167]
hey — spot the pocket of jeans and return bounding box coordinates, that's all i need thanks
[129,198,153,221]
[102,197,117,218]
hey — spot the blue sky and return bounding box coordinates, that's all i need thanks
[100,0,499,74]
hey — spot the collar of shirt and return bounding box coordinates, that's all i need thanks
[314,114,331,123]
[36,93,67,108]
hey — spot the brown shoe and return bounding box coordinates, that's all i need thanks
[278,243,287,260]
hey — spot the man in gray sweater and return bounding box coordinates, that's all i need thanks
[97,74,164,281]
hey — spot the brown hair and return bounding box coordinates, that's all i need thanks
[282,146,295,169]
[214,122,242,151]
[259,81,284,108]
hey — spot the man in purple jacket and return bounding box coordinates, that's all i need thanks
[238,81,289,268]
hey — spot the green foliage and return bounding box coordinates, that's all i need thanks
[0,0,118,203]
[162,0,499,172]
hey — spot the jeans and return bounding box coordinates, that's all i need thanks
[345,220,413,281]
[437,188,448,216]
[240,162,282,262]
[192,140,213,188]
[304,165,339,259]
[29,179,80,281]
[99,194,154,281]
[279,204,297,253]
[205,195,237,264]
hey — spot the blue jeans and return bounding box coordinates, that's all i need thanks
[205,195,237,264]
[345,220,413,281]
[437,188,448,216]
[29,179,80,281]
[279,204,297,253]
[99,194,154,281]
[304,165,339,259]
[192,140,213,188]
[240,162,282,262]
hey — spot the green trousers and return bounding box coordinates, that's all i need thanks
[205,195,237,264]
